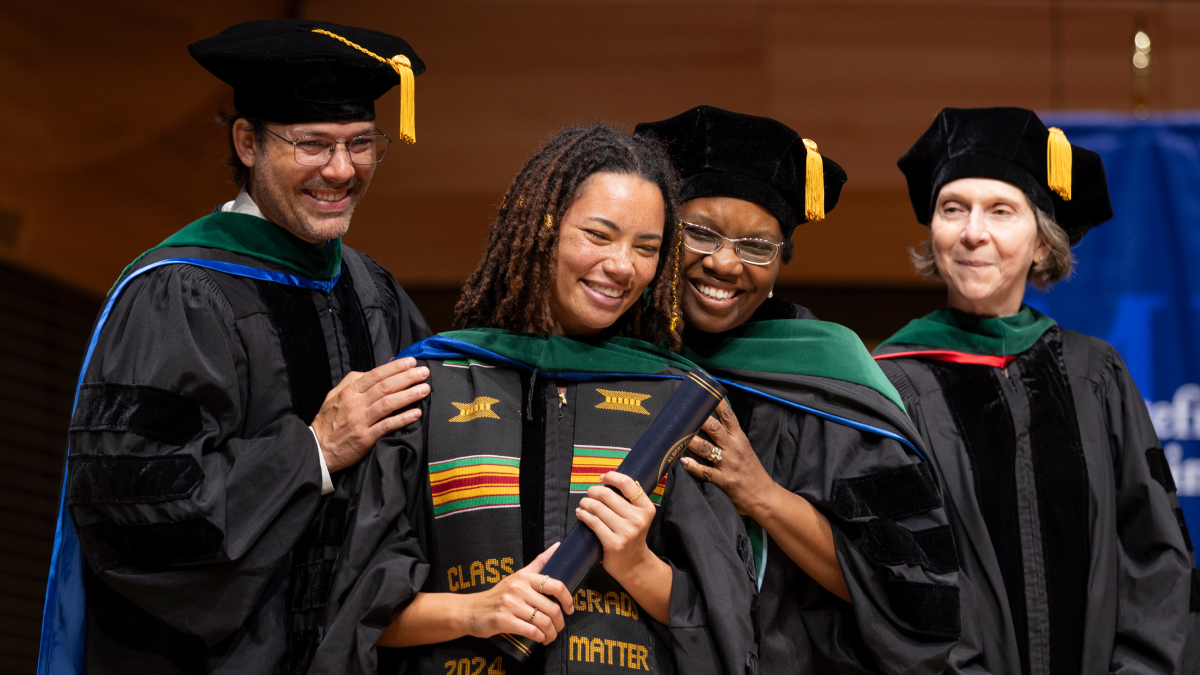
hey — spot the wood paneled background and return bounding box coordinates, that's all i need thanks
[1,0,1196,295]
[0,1,1197,671]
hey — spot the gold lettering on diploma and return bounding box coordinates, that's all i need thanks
[568,635,652,670]
[449,396,500,422]
[595,389,651,415]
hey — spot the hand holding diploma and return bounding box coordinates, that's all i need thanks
[575,471,671,623]
[493,368,726,661]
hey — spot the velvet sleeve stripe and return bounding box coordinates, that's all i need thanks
[1191,569,1200,612]
[66,455,202,505]
[1174,508,1194,552]
[911,525,960,573]
[884,580,962,638]
[70,383,202,445]
[76,518,224,571]
[1145,446,1178,493]
[831,463,943,521]
[860,520,959,574]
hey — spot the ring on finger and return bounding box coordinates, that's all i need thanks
[708,444,723,464]
[627,485,644,502]
[538,575,549,593]
[529,608,539,623]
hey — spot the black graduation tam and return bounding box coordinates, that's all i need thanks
[898,107,1113,243]
[634,106,847,239]
[188,19,425,143]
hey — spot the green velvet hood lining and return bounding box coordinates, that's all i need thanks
[878,305,1057,357]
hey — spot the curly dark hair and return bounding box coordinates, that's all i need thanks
[454,124,685,350]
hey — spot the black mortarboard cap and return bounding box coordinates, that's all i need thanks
[189,19,425,143]
[634,106,847,239]
[898,107,1112,244]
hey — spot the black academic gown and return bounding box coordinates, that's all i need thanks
[65,243,430,674]
[345,349,755,675]
[875,327,1195,675]
[686,298,961,675]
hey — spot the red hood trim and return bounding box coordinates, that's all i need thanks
[873,349,1018,368]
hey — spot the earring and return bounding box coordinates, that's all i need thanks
[768,288,774,299]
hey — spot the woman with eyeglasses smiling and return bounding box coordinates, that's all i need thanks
[636,107,961,674]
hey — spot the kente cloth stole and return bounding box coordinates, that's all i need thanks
[426,358,676,674]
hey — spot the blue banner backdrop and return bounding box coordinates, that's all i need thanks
[1027,112,1200,561]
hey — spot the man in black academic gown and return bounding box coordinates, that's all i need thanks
[39,19,434,675]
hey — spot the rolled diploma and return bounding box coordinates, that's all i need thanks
[493,368,726,661]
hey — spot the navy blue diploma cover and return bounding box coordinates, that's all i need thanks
[493,368,726,661]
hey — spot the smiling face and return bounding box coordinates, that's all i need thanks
[678,196,784,333]
[548,172,666,337]
[931,177,1050,317]
[233,118,378,243]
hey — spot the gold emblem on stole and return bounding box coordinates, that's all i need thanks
[449,396,500,422]
[594,389,651,415]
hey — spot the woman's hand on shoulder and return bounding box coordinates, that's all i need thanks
[577,472,658,584]
[682,399,780,518]
[461,542,574,646]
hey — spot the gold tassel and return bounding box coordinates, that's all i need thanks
[309,30,416,144]
[391,54,416,145]
[668,225,683,334]
[802,139,825,222]
[1047,127,1072,200]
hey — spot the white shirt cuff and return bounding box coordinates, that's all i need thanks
[311,426,334,495]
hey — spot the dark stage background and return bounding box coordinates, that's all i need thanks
[3,1,1197,671]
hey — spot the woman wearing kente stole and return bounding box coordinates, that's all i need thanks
[873,108,1195,674]
[329,125,754,675]
[634,106,961,674]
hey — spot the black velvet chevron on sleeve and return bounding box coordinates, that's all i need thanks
[71,383,203,445]
[859,519,958,574]
[1191,568,1200,613]
[884,579,961,637]
[831,463,943,520]
[1146,446,1178,493]
[67,455,203,505]
[1175,508,1194,552]
[911,526,960,574]
[76,517,224,570]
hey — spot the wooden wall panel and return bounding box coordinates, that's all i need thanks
[0,259,99,675]
[0,0,1192,295]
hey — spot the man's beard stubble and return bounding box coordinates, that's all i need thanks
[251,159,369,243]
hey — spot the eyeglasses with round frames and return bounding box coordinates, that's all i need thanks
[680,221,782,265]
[256,123,392,166]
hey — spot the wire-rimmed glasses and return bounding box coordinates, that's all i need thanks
[680,221,782,265]
[257,124,392,166]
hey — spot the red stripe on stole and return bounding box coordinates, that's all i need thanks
[572,463,621,473]
[873,350,1017,368]
[432,474,520,493]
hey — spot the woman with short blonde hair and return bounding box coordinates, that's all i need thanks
[874,107,1195,675]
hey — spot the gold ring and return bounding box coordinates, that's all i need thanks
[529,608,539,623]
[538,575,549,593]
[628,485,644,502]
[708,445,723,464]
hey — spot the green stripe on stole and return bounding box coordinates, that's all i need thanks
[424,357,684,672]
